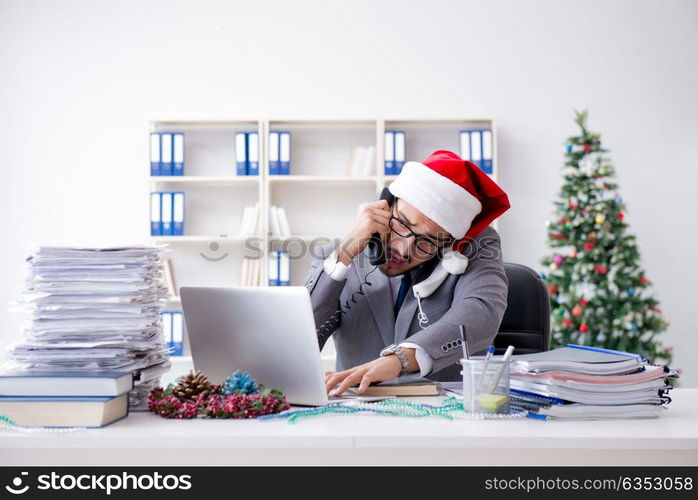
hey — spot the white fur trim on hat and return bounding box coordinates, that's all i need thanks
[388,161,482,239]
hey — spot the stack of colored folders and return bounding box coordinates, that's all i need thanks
[509,345,677,420]
[3,246,172,411]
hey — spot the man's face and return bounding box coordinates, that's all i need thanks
[379,199,453,277]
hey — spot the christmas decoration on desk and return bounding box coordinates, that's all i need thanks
[259,397,526,424]
[173,370,213,402]
[148,370,289,419]
[541,110,671,363]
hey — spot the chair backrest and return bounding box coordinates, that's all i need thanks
[494,263,551,355]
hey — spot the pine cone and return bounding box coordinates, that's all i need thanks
[173,370,213,401]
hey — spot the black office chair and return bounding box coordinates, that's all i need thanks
[493,263,551,355]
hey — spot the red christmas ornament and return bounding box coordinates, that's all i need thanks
[639,276,650,284]
[579,324,588,333]
[584,242,595,252]
[572,305,583,317]
[582,209,589,216]
[548,285,558,295]
[594,265,608,274]
[579,298,589,307]
[618,212,625,219]
[583,144,591,153]
[562,319,573,328]
[568,204,578,210]
[551,234,569,240]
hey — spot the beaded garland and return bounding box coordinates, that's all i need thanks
[0,414,86,434]
[259,397,527,423]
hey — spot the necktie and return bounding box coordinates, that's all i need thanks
[394,272,413,317]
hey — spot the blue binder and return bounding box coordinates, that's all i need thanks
[393,131,406,174]
[150,133,161,176]
[269,131,280,175]
[279,251,290,286]
[171,311,184,356]
[247,132,259,176]
[384,131,395,175]
[173,132,184,176]
[481,128,493,174]
[235,132,248,175]
[469,129,482,171]
[172,192,184,236]
[150,192,161,236]
[160,192,173,236]
[160,133,173,176]
[268,250,280,286]
[279,132,291,175]
[459,130,471,162]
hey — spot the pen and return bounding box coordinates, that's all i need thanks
[477,345,495,393]
[459,324,469,360]
[487,345,515,394]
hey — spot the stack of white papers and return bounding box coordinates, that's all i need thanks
[3,246,171,409]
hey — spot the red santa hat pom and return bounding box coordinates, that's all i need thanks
[388,150,510,252]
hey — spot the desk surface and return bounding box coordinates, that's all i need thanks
[2,389,697,466]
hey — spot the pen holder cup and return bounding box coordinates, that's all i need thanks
[460,359,511,415]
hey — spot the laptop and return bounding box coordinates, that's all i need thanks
[180,286,376,406]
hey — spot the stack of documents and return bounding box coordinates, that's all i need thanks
[509,345,677,420]
[3,246,171,410]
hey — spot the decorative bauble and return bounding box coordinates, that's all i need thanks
[595,214,605,224]
[569,203,578,210]
[618,212,625,219]
[582,209,589,216]
[221,370,260,396]
[572,305,583,317]
[566,144,572,152]
[556,307,565,315]
[550,263,559,271]
[583,144,591,153]
[584,242,595,252]
[564,223,572,230]
[568,249,577,258]
[626,289,634,297]
[588,232,598,241]
[598,167,608,175]
[579,298,589,307]
[552,255,564,265]
[639,276,650,284]
[173,370,213,402]
[548,284,558,295]
[579,324,588,333]
[594,265,608,275]
[562,319,573,328]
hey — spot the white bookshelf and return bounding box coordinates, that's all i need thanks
[149,117,498,359]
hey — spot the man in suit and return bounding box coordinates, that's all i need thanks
[304,150,510,396]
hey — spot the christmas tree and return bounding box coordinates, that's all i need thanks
[540,110,672,363]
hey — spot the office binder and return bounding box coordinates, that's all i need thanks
[150,192,162,236]
[269,131,280,175]
[247,132,259,176]
[268,250,280,286]
[384,131,395,175]
[173,132,184,176]
[150,133,161,176]
[235,132,247,176]
[160,133,173,176]
[161,311,173,353]
[459,130,471,162]
[470,129,482,171]
[279,251,290,286]
[160,192,173,236]
[394,131,406,174]
[279,131,291,175]
[171,311,184,356]
[481,128,493,174]
[172,192,184,236]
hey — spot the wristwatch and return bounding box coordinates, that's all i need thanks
[380,344,410,374]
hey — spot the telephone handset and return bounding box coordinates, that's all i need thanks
[366,187,395,266]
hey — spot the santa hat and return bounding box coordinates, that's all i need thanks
[388,150,510,253]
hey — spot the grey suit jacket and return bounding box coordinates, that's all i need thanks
[302,226,509,381]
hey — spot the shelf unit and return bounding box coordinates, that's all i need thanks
[149,117,498,358]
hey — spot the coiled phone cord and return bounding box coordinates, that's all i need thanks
[315,265,380,341]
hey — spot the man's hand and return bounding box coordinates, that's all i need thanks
[325,355,403,396]
[337,199,391,265]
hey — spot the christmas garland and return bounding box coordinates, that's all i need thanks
[148,370,290,419]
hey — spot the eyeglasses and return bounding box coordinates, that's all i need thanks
[388,200,453,258]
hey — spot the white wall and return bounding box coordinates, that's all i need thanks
[1,0,696,383]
